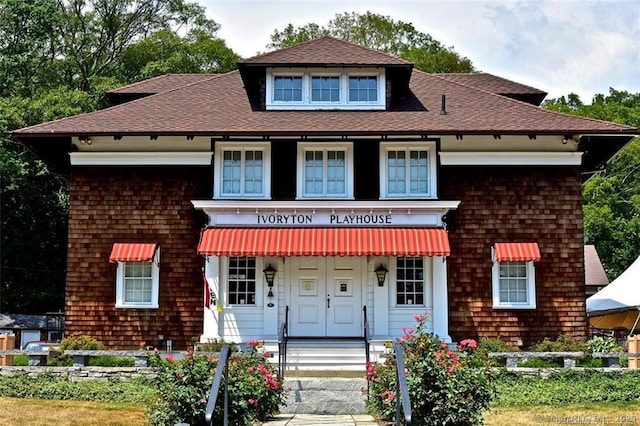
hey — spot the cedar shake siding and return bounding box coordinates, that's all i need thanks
[442,166,586,346]
[66,167,210,350]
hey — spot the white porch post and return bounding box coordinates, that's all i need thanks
[432,256,451,342]
[201,256,220,342]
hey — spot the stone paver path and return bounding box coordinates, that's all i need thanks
[259,413,379,425]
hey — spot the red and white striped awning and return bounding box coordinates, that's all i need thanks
[109,243,158,263]
[197,227,450,257]
[493,242,541,262]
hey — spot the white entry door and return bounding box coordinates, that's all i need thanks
[289,257,362,337]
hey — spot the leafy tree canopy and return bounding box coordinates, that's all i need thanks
[0,0,239,314]
[545,89,640,278]
[268,11,473,73]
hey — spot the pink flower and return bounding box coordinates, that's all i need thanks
[248,398,258,408]
[165,354,174,362]
[441,342,448,349]
[139,341,146,348]
[288,386,293,392]
[247,366,254,372]
[458,339,478,349]
[413,314,423,322]
[200,397,207,405]
[263,351,271,357]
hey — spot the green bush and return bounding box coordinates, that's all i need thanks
[0,372,154,403]
[88,356,135,367]
[59,334,104,351]
[12,355,28,366]
[530,335,587,353]
[195,338,239,353]
[147,342,285,426]
[366,313,494,425]
[473,337,518,367]
[586,336,623,354]
[493,369,640,406]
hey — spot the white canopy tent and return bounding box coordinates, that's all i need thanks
[587,255,640,334]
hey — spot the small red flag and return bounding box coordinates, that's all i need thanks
[204,274,211,310]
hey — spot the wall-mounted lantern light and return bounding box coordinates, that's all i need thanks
[375,264,388,287]
[263,264,276,287]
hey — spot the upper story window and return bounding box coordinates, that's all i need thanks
[266,67,385,110]
[349,76,378,102]
[214,143,271,199]
[297,143,354,199]
[380,142,437,199]
[274,76,302,102]
[312,76,340,102]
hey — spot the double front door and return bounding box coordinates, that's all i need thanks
[289,257,363,337]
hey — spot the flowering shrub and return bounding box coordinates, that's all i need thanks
[367,313,494,425]
[147,342,285,426]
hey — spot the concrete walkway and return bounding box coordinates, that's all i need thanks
[259,413,379,425]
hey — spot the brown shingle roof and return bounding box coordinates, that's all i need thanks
[585,245,609,286]
[239,36,412,67]
[108,74,219,95]
[437,73,546,96]
[13,69,636,137]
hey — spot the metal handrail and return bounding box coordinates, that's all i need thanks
[363,306,370,365]
[394,343,412,426]
[278,305,289,379]
[205,345,232,426]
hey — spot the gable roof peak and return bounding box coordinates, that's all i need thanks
[239,35,413,68]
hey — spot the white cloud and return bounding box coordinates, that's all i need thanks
[201,0,640,102]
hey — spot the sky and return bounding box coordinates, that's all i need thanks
[199,0,639,103]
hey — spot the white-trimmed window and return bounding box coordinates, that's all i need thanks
[273,76,303,102]
[380,142,437,199]
[266,67,385,110]
[115,249,160,309]
[214,143,271,199]
[297,143,353,199]
[227,257,257,306]
[396,257,425,306]
[492,260,536,309]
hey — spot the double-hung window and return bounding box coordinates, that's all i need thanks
[396,257,425,306]
[227,257,257,305]
[491,243,539,309]
[214,143,271,199]
[297,143,353,199]
[311,76,340,102]
[380,142,437,199]
[273,76,303,102]
[113,247,160,309]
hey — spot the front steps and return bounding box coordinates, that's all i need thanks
[265,338,389,371]
[262,339,376,415]
[282,376,367,415]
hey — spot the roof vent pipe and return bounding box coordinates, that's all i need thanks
[440,94,447,115]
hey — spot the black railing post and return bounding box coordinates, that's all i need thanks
[394,343,412,426]
[205,345,231,426]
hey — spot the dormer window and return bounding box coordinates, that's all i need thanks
[273,76,302,102]
[267,68,385,110]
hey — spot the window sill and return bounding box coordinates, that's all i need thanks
[492,304,536,310]
[115,304,159,309]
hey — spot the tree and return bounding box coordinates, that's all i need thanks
[0,0,240,314]
[118,28,239,82]
[545,89,640,278]
[268,11,473,73]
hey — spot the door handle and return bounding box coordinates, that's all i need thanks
[327,294,330,309]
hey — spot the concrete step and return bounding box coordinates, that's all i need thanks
[281,378,367,415]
